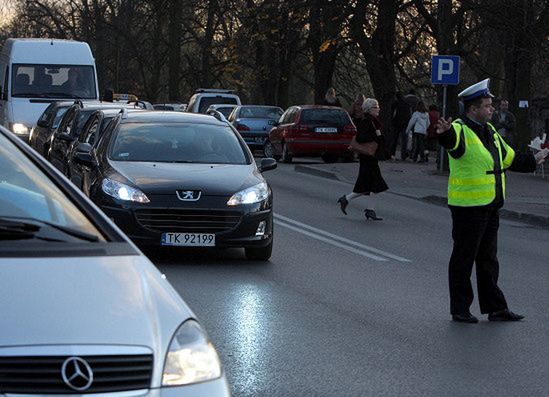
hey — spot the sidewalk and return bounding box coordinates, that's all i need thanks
[294,158,549,228]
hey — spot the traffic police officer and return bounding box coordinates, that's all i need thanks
[436,79,548,323]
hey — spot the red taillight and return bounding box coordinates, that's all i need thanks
[343,124,357,134]
[235,123,250,131]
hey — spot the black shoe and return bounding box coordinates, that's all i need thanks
[364,209,382,221]
[337,195,348,215]
[488,309,524,322]
[452,313,479,323]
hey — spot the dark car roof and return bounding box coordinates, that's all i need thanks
[122,110,226,125]
[294,105,345,110]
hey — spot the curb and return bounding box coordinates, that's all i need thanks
[294,165,549,228]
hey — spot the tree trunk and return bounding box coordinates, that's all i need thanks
[168,0,183,101]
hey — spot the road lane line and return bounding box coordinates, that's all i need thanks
[274,213,410,262]
[275,220,388,261]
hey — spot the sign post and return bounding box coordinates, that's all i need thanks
[431,55,460,173]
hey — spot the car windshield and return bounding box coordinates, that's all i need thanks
[0,134,104,239]
[11,64,96,99]
[240,106,283,119]
[110,122,250,165]
[300,109,350,125]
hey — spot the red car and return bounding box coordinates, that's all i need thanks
[263,105,357,163]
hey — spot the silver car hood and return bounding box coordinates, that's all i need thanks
[0,254,193,348]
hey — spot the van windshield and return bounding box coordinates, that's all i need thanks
[11,64,96,99]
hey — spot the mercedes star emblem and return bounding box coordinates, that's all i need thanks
[61,356,94,391]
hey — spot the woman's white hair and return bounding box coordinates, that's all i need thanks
[362,98,378,113]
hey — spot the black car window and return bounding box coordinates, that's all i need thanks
[37,103,56,126]
[300,109,351,126]
[240,107,283,119]
[109,122,250,165]
[198,97,238,113]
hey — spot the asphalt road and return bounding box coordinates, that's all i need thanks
[154,160,549,397]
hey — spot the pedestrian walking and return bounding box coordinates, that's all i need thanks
[425,104,440,163]
[322,87,343,107]
[491,98,516,144]
[405,101,430,162]
[390,91,412,161]
[435,78,549,323]
[349,93,365,125]
[338,98,388,221]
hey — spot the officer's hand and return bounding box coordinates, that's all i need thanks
[534,148,549,164]
[436,117,453,134]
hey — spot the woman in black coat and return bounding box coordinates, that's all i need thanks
[338,98,389,220]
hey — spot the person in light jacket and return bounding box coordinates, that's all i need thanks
[406,101,430,162]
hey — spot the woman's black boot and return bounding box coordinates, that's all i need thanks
[364,208,382,221]
[337,195,349,215]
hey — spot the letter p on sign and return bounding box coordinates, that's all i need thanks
[431,55,460,85]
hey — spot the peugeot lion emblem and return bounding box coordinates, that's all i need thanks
[61,357,94,391]
[176,190,201,201]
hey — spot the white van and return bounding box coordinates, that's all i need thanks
[186,88,241,114]
[0,38,100,142]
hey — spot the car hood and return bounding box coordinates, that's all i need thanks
[0,254,192,348]
[110,161,264,195]
[10,99,51,128]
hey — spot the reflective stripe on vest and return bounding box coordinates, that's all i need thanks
[447,120,515,206]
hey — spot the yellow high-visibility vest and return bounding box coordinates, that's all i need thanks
[447,120,515,206]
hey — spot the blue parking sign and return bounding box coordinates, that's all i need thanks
[431,55,460,85]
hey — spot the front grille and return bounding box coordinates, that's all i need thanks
[135,209,242,233]
[0,354,153,393]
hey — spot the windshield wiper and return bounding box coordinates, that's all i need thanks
[0,217,99,242]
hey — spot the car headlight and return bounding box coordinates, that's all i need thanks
[101,178,150,203]
[162,320,222,386]
[227,182,269,205]
[11,123,30,135]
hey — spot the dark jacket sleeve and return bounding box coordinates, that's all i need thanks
[509,152,537,173]
[437,125,465,159]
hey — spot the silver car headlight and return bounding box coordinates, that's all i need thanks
[227,182,269,205]
[162,320,222,386]
[101,178,150,203]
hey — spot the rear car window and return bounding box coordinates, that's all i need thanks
[110,122,250,165]
[300,109,350,125]
[198,97,238,113]
[240,107,283,119]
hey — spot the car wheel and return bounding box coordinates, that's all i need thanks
[245,240,273,261]
[281,143,292,163]
[321,154,338,163]
[264,140,280,160]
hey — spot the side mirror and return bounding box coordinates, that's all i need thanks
[76,142,92,153]
[74,151,97,168]
[259,157,277,173]
[58,132,75,142]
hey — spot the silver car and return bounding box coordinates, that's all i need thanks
[0,125,230,395]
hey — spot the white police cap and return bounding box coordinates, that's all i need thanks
[458,78,495,101]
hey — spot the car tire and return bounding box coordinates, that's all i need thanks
[245,240,273,261]
[321,154,338,163]
[281,143,292,163]
[264,140,280,160]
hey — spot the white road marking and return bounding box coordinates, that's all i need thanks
[274,213,411,262]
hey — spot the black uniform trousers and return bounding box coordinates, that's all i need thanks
[448,206,508,315]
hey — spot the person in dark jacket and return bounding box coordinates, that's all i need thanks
[436,78,548,324]
[390,91,412,160]
[337,98,389,220]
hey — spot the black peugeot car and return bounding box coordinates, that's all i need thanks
[73,110,277,260]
